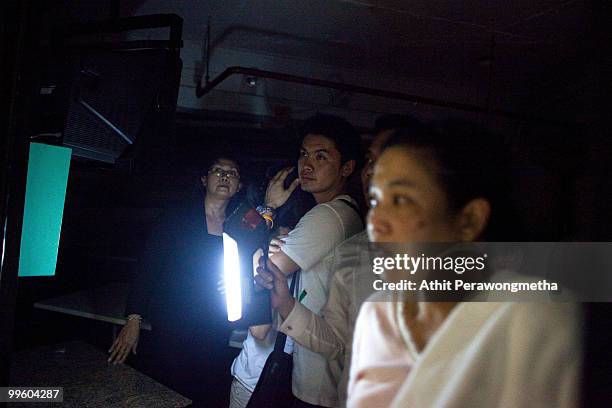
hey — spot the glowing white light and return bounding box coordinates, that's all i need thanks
[223,233,242,322]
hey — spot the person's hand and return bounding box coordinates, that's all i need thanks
[108,319,140,364]
[217,276,225,295]
[268,227,290,257]
[217,266,226,296]
[264,167,300,209]
[254,257,295,318]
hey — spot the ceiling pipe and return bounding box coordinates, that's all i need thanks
[196,66,570,125]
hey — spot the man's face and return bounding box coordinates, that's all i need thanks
[361,129,395,204]
[298,134,352,197]
[201,158,241,199]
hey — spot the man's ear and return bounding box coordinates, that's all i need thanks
[237,182,242,192]
[457,198,491,241]
[200,175,207,188]
[341,160,356,178]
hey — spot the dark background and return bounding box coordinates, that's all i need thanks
[2,0,612,405]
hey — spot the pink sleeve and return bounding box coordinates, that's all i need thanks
[348,301,414,408]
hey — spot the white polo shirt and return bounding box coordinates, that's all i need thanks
[280,194,363,407]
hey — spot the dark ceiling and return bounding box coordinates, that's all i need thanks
[40,0,597,122]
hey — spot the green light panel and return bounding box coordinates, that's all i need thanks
[18,143,71,277]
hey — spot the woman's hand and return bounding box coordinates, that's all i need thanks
[264,167,300,209]
[108,318,140,364]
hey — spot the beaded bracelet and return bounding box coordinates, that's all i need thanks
[261,213,274,229]
[256,205,276,229]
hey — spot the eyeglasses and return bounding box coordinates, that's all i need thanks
[208,168,240,179]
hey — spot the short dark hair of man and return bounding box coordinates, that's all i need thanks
[300,113,360,165]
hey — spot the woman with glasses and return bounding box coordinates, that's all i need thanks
[108,156,243,407]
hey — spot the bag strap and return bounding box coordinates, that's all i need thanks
[338,197,361,218]
[274,271,299,352]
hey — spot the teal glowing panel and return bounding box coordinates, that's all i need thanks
[18,143,71,277]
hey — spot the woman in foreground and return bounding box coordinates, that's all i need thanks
[348,123,582,408]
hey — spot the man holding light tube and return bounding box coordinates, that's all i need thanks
[254,114,363,408]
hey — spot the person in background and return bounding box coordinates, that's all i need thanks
[108,155,242,407]
[258,115,424,407]
[255,113,364,408]
[349,123,582,407]
[229,167,314,408]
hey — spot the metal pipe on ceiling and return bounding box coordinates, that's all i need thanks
[195,66,569,125]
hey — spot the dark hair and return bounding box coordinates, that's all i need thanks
[203,155,241,176]
[300,114,360,165]
[374,114,423,134]
[383,121,517,240]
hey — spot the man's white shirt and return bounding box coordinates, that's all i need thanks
[280,194,363,407]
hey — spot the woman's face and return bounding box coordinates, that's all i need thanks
[367,146,462,244]
[201,158,241,199]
